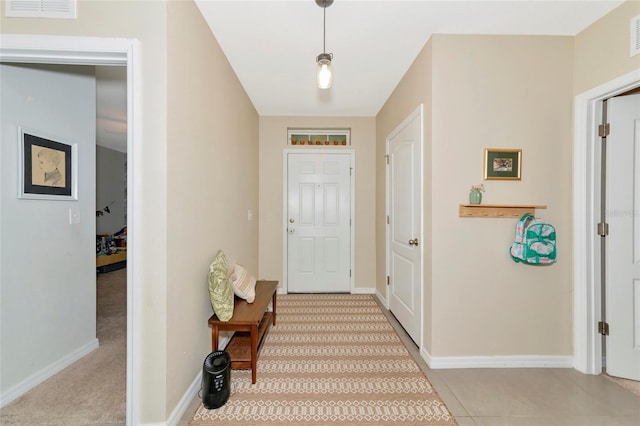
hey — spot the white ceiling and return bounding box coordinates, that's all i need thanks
[96,0,624,151]
[96,66,127,153]
[194,0,624,117]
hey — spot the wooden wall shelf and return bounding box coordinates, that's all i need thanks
[459,204,547,218]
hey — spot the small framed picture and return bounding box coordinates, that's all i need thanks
[483,148,521,180]
[18,127,78,200]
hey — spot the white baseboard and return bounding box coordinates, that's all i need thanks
[277,288,376,295]
[351,287,376,295]
[218,332,233,350]
[165,370,202,426]
[374,289,387,306]
[165,338,240,426]
[420,347,573,369]
[0,338,99,408]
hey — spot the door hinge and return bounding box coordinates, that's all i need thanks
[350,167,353,176]
[598,123,610,137]
[349,269,352,277]
[598,321,609,336]
[597,222,609,237]
[387,215,389,225]
[386,276,390,286]
[385,154,389,165]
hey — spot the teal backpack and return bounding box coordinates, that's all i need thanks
[510,213,557,264]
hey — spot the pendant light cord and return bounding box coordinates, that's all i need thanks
[323,2,326,54]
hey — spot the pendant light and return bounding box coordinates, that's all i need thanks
[316,0,333,89]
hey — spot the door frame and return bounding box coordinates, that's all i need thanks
[384,104,424,346]
[573,69,640,375]
[0,34,140,425]
[282,149,355,294]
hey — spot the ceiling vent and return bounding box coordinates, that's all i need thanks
[632,15,640,57]
[5,0,76,19]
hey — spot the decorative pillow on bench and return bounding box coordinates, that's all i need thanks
[230,264,257,303]
[208,250,234,321]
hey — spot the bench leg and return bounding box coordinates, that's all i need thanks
[272,292,277,326]
[250,323,258,384]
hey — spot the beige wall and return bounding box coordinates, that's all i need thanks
[377,35,574,358]
[431,35,573,357]
[258,117,376,291]
[1,0,170,421]
[166,0,258,417]
[574,0,640,95]
[373,0,640,360]
[1,0,259,422]
[3,0,638,419]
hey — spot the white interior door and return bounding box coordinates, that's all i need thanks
[287,152,351,293]
[605,94,640,380]
[387,106,422,344]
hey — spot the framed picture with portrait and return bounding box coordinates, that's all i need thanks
[483,148,522,181]
[18,127,78,200]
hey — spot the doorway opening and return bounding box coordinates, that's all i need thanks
[598,91,640,381]
[0,35,140,425]
[573,69,640,377]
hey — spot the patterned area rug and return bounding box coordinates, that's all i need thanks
[190,294,456,425]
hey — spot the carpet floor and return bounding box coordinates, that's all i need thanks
[190,294,456,425]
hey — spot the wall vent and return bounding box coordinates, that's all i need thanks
[5,0,76,19]
[632,15,640,58]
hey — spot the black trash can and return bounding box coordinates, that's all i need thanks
[201,350,231,409]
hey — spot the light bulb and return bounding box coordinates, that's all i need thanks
[317,60,332,89]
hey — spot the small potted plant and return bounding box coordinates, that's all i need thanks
[469,184,485,204]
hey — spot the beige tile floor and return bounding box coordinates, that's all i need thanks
[182,306,640,425]
[427,368,640,425]
[385,309,640,426]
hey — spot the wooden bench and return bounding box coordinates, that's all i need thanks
[208,280,278,384]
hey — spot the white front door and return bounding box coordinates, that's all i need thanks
[605,94,640,380]
[387,105,423,344]
[287,152,351,293]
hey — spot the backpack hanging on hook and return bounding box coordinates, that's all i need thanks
[509,213,557,265]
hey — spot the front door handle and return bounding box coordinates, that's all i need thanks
[409,238,419,246]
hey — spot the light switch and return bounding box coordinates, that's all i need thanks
[247,209,253,221]
[69,208,81,224]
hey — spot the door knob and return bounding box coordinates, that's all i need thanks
[408,238,419,246]
[288,228,295,234]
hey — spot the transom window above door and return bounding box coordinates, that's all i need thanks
[288,129,350,146]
